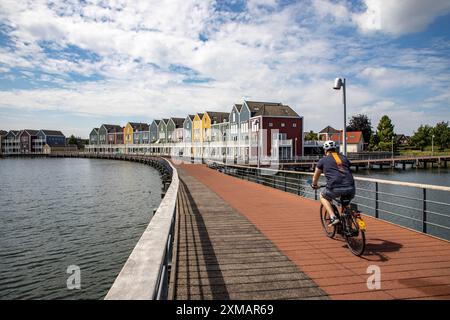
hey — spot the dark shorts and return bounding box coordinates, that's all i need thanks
[321,186,355,202]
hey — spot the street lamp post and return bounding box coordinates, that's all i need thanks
[391,136,394,166]
[432,134,435,156]
[333,78,347,156]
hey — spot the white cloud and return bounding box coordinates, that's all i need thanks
[0,0,448,136]
[354,0,450,36]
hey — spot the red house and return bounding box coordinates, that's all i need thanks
[247,102,303,160]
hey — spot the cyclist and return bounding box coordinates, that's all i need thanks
[311,140,355,227]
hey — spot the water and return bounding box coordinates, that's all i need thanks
[0,158,162,300]
[355,167,450,187]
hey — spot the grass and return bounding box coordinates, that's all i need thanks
[398,148,450,157]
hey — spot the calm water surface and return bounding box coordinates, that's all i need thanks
[0,158,162,299]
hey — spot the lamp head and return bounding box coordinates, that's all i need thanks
[333,77,343,90]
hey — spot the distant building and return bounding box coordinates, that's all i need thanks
[158,119,169,144]
[0,130,7,155]
[19,130,39,154]
[247,101,303,159]
[395,134,411,145]
[149,120,160,143]
[36,130,66,153]
[3,130,20,155]
[167,118,185,143]
[99,124,123,145]
[329,131,365,153]
[318,126,340,141]
[89,128,99,145]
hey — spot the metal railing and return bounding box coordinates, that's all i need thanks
[207,161,450,241]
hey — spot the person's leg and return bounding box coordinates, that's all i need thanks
[320,193,336,219]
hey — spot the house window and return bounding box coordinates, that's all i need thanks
[269,123,273,127]
[293,123,297,128]
[281,123,285,127]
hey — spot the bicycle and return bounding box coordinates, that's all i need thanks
[308,181,367,256]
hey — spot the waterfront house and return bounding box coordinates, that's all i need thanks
[329,131,364,153]
[167,118,185,143]
[150,120,160,143]
[18,130,39,154]
[158,119,169,144]
[247,101,303,160]
[124,122,149,145]
[0,130,7,155]
[99,124,123,145]
[192,113,204,157]
[183,115,195,142]
[228,104,242,158]
[89,128,99,145]
[133,124,150,145]
[4,130,20,155]
[395,134,411,146]
[318,126,340,141]
[35,130,66,154]
[192,113,204,143]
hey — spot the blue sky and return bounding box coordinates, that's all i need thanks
[0,0,449,137]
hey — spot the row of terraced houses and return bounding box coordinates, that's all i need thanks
[0,130,67,156]
[87,100,305,161]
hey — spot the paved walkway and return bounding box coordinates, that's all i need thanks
[174,164,450,300]
[170,168,328,300]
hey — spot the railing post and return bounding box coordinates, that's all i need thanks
[422,188,427,233]
[375,182,379,218]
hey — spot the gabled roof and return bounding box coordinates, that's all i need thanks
[161,119,169,125]
[0,130,7,137]
[20,129,39,136]
[101,124,122,133]
[91,128,99,133]
[170,117,185,128]
[151,120,161,126]
[319,126,339,134]
[39,130,65,136]
[185,114,195,122]
[127,122,149,131]
[195,113,204,119]
[6,130,19,138]
[234,104,243,112]
[245,101,299,117]
[205,111,229,124]
[329,131,363,144]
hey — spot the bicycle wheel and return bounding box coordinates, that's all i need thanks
[344,215,366,256]
[320,204,337,238]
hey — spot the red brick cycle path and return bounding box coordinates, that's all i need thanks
[177,163,450,300]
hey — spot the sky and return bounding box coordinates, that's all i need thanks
[0,0,449,138]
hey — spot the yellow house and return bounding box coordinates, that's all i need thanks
[124,123,134,145]
[192,113,204,143]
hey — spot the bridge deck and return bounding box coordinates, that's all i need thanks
[173,164,450,300]
[170,168,328,300]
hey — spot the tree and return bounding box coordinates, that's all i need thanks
[346,114,372,145]
[304,130,318,141]
[68,135,78,145]
[376,115,395,151]
[411,125,433,151]
[369,133,380,151]
[432,121,450,150]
